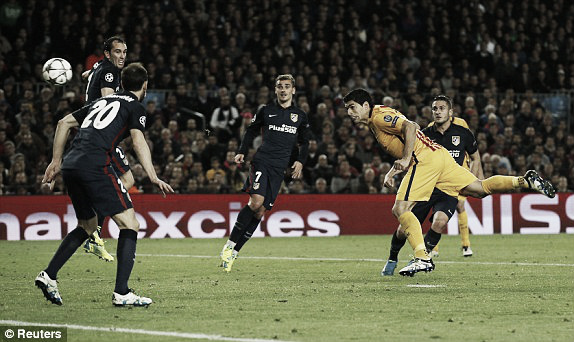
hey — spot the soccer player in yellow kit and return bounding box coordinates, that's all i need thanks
[382,95,483,277]
[343,89,555,276]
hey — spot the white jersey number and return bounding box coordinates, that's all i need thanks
[117,178,127,193]
[81,99,121,129]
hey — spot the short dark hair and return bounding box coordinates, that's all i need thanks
[276,74,295,86]
[432,95,453,110]
[343,88,373,108]
[121,63,147,91]
[103,36,126,52]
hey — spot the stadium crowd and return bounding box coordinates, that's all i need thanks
[0,0,573,195]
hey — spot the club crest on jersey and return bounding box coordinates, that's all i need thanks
[139,116,146,127]
[384,115,392,122]
[253,183,260,190]
[290,113,298,122]
[452,136,460,146]
[105,73,114,82]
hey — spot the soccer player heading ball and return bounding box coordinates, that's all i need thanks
[343,88,555,277]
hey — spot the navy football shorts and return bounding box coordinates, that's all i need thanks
[242,160,285,210]
[111,146,130,175]
[63,166,133,220]
[411,188,458,224]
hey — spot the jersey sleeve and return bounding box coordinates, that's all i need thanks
[463,128,478,155]
[296,111,311,164]
[99,65,120,90]
[371,107,406,136]
[71,102,93,124]
[237,105,265,154]
[128,105,147,132]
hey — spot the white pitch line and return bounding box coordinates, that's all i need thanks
[406,284,446,288]
[136,253,574,268]
[0,320,294,342]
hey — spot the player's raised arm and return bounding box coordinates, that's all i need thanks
[130,128,174,197]
[469,150,484,179]
[395,119,417,171]
[42,113,80,187]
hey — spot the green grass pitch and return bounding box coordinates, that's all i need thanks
[1,234,573,342]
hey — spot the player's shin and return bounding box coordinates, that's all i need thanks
[458,211,470,247]
[114,229,137,295]
[234,216,261,252]
[424,228,442,253]
[398,212,429,260]
[228,205,256,244]
[389,229,407,261]
[481,175,522,194]
[45,227,90,279]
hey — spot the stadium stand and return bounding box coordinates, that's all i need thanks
[0,0,572,195]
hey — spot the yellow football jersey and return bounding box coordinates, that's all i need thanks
[368,105,442,161]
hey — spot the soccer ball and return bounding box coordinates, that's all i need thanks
[42,58,73,86]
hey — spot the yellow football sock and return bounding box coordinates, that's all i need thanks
[458,211,470,247]
[398,212,428,260]
[482,175,523,194]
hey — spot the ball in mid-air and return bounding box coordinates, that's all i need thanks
[42,58,73,86]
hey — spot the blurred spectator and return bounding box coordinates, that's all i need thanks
[288,179,307,194]
[206,157,226,182]
[312,177,330,194]
[210,93,240,141]
[225,161,245,193]
[312,154,334,185]
[330,160,357,194]
[351,168,378,194]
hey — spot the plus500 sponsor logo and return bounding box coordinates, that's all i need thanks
[448,150,460,158]
[269,124,297,134]
[0,203,340,240]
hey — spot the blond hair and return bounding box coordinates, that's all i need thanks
[276,74,295,86]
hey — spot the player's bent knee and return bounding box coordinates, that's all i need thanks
[391,201,415,218]
[248,195,265,211]
[111,209,139,231]
[461,180,488,198]
[431,214,449,233]
[79,217,98,236]
[248,201,263,212]
[391,205,405,218]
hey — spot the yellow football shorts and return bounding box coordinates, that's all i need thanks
[396,147,477,201]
